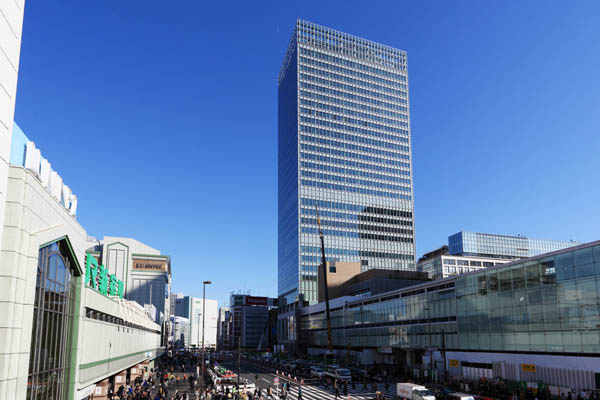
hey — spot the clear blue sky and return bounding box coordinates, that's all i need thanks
[15,1,600,307]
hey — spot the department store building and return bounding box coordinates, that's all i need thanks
[0,124,165,400]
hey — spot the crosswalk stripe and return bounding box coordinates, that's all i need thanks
[281,382,396,400]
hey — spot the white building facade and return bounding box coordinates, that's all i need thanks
[175,296,218,349]
[418,253,509,280]
[0,124,165,400]
[0,0,24,258]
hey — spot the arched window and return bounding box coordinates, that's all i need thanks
[27,241,77,400]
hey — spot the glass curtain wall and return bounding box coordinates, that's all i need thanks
[27,241,77,400]
[301,243,600,354]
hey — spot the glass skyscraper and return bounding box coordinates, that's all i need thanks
[448,231,580,260]
[278,20,415,304]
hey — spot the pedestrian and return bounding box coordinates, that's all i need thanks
[297,385,303,400]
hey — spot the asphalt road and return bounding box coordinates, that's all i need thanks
[219,358,397,399]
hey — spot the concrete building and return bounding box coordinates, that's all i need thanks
[170,291,183,317]
[419,231,580,281]
[217,307,232,351]
[228,295,278,350]
[317,261,361,302]
[0,0,24,265]
[317,261,428,302]
[0,124,164,399]
[172,316,190,350]
[449,231,579,260]
[86,237,172,326]
[278,20,416,305]
[418,245,510,280]
[175,296,218,349]
[297,241,600,391]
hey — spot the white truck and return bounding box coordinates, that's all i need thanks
[397,383,436,400]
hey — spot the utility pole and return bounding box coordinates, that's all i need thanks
[201,280,212,399]
[441,329,447,382]
[428,307,433,381]
[237,332,241,389]
[196,313,201,378]
[316,206,333,354]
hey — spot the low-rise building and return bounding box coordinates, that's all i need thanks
[448,231,579,259]
[318,261,429,301]
[297,241,600,391]
[418,245,509,280]
[418,232,580,280]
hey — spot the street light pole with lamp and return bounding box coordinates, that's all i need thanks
[200,280,211,399]
[196,312,202,377]
[424,306,433,380]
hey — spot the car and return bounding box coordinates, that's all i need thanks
[310,367,326,378]
[349,368,368,381]
[324,367,352,382]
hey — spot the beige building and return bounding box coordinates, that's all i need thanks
[317,261,362,302]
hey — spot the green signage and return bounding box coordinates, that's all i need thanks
[85,253,124,299]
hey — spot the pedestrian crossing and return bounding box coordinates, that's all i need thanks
[278,382,396,399]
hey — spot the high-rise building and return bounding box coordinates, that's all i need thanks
[278,20,415,304]
[448,231,579,260]
[170,291,184,316]
[175,296,218,348]
[228,295,278,350]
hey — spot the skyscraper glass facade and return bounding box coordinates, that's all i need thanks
[448,231,579,260]
[278,20,416,304]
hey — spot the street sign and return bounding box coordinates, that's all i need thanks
[274,377,279,384]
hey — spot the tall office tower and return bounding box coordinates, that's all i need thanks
[278,20,415,304]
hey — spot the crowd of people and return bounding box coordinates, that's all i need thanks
[103,351,201,400]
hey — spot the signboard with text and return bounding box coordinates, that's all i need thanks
[85,254,124,298]
[245,296,268,306]
[132,258,168,272]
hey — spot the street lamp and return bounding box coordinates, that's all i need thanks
[424,306,433,380]
[201,280,212,399]
[196,312,202,377]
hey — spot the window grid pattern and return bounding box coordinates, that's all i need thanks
[278,20,415,305]
[301,243,600,353]
[449,231,580,259]
[27,242,76,400]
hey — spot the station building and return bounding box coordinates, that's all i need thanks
[0,124,165,399]
[295,241,600,392]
